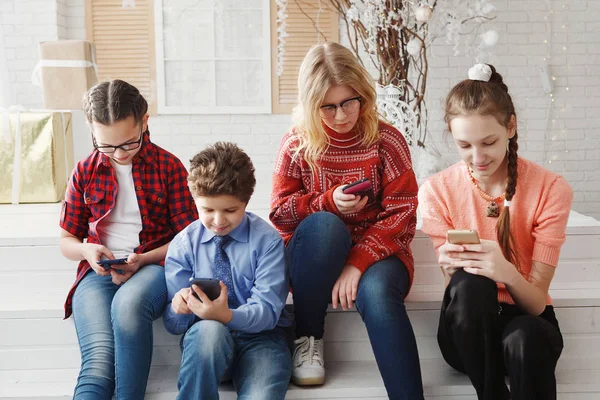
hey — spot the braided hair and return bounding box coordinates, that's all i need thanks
[445,65,520,269]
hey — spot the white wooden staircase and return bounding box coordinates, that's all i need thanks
[1,204,599,399]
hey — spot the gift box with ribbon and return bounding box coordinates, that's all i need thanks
[33,40,98,110]
[0,110,73,204]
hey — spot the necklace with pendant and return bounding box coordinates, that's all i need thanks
[468,167,505,218]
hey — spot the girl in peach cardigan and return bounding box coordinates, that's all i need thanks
[419,64,572,400]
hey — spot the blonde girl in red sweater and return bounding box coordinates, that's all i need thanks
[419,64,572,400]
[270,42,424,399]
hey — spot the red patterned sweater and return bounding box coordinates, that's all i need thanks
[270,122,418,287]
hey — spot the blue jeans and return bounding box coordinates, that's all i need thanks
[287,212,424,399]
[177,320,292,400]
[71,264,167,399]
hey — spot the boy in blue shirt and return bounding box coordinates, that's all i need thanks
[164,142,292,399]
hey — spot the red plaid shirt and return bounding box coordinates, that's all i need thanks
[60,131,198,318]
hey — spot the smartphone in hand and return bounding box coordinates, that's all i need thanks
[342,178,372,196]
[189,278,221,301]
[447,229,481,245]
[97,257,128,274]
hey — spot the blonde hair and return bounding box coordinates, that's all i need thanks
[445,64,520,270]
[292,42,380,170]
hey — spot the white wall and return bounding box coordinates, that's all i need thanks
[1,0,599,218]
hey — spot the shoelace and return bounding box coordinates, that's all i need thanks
[293,336,323,367]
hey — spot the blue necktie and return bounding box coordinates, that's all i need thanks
[213,235,239,309]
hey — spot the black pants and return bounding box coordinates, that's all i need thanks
[438,269,564,400]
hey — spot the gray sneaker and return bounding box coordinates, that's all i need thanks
[292,336,325,385]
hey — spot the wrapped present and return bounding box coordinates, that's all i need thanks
[34,40,98,109]
[0,110,73,204]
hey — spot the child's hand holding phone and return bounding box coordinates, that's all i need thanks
[334,179,372,214]
[445,235,520,285]
[342,178,372,196]
[437,230,481,279]
[80,243,114,277]
[186,280,233,324]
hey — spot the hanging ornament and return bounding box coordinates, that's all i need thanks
[481,3,496,15]
[407,38,422,57]
[481,30,499,47]
[415,5,432,23]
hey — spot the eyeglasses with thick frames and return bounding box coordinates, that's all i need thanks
[92,127,144,154]
[319,96,362,119]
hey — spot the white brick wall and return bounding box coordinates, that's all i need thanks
[1,0,60,106]
[2,0,599,218]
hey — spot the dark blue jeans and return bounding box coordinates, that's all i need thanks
[287,212,424,399]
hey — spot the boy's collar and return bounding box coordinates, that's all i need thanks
[200,213,250,244]
[95,130,157,168]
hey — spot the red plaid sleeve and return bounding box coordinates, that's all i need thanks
[60,162,90,239]
[167,156,198,233]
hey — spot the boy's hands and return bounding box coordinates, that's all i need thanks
[171,288,193,314]
[186,281,233,324]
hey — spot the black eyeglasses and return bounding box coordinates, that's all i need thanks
[319,96,362,119]
[92,127,144,154]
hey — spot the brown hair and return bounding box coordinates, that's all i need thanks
[188,142,256,204]
[83,79,148,126]
[292,42,380,170]
[445,65,519,269]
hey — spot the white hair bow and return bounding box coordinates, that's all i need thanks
[468,64,492,82]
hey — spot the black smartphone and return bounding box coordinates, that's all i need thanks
[97,257,128,268]
[190,278,221,301]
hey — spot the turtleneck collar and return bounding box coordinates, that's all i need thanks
[322,122,362,149]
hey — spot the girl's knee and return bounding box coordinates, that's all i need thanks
[502,315,562,363]
[297,212,350,241]
[357,260,409,305]
[447,269,497,303]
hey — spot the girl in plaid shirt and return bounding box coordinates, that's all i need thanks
[59,80,198,399]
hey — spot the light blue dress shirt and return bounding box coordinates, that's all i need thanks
[163,212,291,335]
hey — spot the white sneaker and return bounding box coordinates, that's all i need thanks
[292,336,325,386]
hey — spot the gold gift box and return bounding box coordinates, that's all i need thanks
[0,111,73,204]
